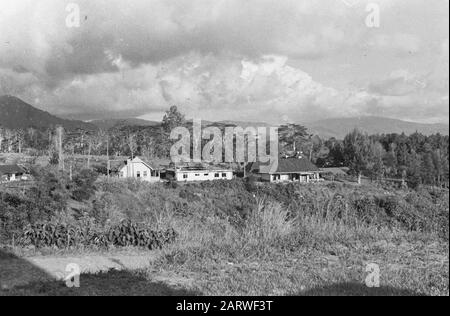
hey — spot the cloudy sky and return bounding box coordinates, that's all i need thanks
[0,0,448,124]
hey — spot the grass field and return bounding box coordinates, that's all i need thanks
[1,178,449,296]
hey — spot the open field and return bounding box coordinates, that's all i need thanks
[1,175,448,296]
[2,238,447,296]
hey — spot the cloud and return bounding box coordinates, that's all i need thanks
[0,0,448,124]
[367,33,422,56]
[0,0,373,78]
[369,70,424,96]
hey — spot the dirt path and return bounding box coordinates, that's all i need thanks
[0,252,157,290]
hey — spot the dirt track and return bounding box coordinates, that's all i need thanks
[0,252,157,290]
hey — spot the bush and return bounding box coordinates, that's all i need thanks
[48,151,59,165]
[18,220,178,250]
[244,198,295,245]
[72,169,98,202]
[244,175,257,192]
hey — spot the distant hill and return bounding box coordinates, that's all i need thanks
[0,95,95,131]
[184,117,449,139]
[305,116,450,139]
[217,120,271,128]
[90,118,161,130]
[186,120,271,129]
[2,96,447,138]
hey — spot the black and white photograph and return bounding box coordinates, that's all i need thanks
[0,0,449,301]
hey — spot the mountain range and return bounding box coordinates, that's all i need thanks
[0,95,448,138]
[304,116,449,139]
[0,95,95,130]
[89,118,160,130]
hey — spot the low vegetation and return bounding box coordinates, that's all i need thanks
[1,164,448,296]
[142,180,448,296]
[19,221,177,250]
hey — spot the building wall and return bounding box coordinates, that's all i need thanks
[0,173,23,182]
[175,170,233,182]
[119,162,160,182]
[10,173,22,181]
[267,172,320,183]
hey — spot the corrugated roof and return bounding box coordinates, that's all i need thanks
[0,164,25,175]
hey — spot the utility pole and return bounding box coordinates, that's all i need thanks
[57,126,64,171]
[87,139,92,169]
[107,136,110,178]
[69,145,74,181]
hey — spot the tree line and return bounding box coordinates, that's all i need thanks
[318,130,449,188]
[1,106,448,187]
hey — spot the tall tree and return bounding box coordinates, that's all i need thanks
[278,123,308,155]
[16,129,25,154]
[0,127,4,152]
[407,150,423,188]
[343,129,386,181]
[162,106,186,133]
[127,133,137,158]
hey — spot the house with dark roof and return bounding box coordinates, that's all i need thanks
[249,157,321,183]
[0,164,26,182]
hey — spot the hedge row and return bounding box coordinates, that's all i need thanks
[18,220,177,250]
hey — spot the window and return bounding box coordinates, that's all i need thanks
[136,171,141,178]
[204,173,209,176]
[195,174,200,177]
[222,173,227,178]
[143,171,148,177]
[183,174,188,179]
[120,172,124,178]
[215,173,220,178]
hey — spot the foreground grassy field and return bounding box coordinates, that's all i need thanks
[1,178,449,296]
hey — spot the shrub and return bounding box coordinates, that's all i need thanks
[72,169,98,202]
[169,179,178,189]
[18,220,178,250]
[244,175,257,192]
[244,198,295,245]
[48,151,59,165]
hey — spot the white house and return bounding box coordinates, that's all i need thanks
[167,166,233,182]
[118,157,161,182]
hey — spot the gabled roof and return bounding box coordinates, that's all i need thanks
[0,164,25,175]
[251,158,320,174]
[118,157,155,171]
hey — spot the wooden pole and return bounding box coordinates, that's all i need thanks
[57,126,64,171]
[106,136,110,178]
